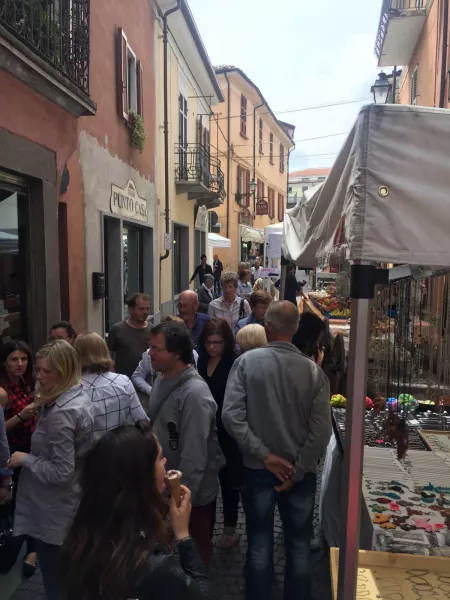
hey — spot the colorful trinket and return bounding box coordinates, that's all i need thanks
[390,501,401,511]
[380,522,397,529]
[373,513,391,524]
[370,504,388,513]
[383,492,401,500]
[375,498,391,504]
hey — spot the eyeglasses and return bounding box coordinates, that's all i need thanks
[206,340,224,347]
[149,344,167,353]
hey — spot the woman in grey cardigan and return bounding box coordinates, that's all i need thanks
[8,340,94,600]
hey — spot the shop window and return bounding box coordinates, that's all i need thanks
[240,94,247,137]
[0,174,29,343]
[117,28,144,121]
[122,226,143,314]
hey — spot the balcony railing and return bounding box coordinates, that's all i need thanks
[175,143,226,201]
[0,0,90,93]
[375,0,429,66]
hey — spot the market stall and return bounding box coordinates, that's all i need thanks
[282,103,450,599]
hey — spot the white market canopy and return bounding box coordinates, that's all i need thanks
[208,232,231,248]
[282,104,450,268]
[240,226,264,244]
[264,222,283,244]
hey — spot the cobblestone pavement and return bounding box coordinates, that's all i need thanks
[8,498,332,600]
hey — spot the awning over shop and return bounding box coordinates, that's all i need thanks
[240,226,264,244]
[208,232,231,248]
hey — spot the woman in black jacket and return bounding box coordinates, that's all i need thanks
[198,319,242,551]
[60,421,211,600]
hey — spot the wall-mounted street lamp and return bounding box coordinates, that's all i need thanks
[371,71,392,104]
[249,178,257,196]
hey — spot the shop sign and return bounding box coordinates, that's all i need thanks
[195,205,208,232]
[110,180,148,223]
[256,199,268,216]
[239,208,253,227]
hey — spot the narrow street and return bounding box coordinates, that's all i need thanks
[6,497,332,600]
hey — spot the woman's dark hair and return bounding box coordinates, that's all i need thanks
[292,312,326,356]
[0,340,34,388]
[49,321,77,340]
[61,421,167,600]
[150,321,194,365]
[199,318,235,358]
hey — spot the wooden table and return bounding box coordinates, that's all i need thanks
[330,548,450,600]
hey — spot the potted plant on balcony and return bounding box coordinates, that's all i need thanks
[129,110,147,153]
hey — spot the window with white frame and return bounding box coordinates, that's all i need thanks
[117,28,143,121]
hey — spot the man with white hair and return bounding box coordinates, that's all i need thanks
[177,289,209,348]
[222,301,331,600]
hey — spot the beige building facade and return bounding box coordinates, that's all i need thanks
[374,0,449,109]
[153,0,225,309]
[210,67,295,271]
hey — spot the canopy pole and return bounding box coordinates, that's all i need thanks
[337,264,388,600]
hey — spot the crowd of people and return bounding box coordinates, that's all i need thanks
[0,258,331,600]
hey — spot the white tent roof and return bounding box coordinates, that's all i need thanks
[264,222,283,243]
[240,226,264,244]
[208,232,231,248]
[282,104,450,268]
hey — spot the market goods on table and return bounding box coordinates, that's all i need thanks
[307,290,351,319]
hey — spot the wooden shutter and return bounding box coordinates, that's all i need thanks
[236,165,242,200]
[279,144,285,173]
[270,133,273,163]
[278,193,284,221]
[117,28,128,119]
[245,169,251,207]
[137,59,144,119]
[241,95,247,136]
[259,118,263,154]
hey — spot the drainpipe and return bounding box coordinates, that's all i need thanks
[439,0,449,108]
[224,72,231,238]
[253,100,264,216]
[159,0,181,307]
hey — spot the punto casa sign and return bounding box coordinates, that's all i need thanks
[110,180,148,223]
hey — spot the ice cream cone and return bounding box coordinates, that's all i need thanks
[166,470,182,507]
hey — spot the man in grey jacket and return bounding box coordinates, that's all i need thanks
[222,301,331,600]
[148,321,219,566]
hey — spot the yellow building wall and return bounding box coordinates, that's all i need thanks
[154,24,209,306]
[210,72,293,272]
[398,0,441,107]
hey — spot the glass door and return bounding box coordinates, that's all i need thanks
[0,171,29,343]
[122,225,143,314]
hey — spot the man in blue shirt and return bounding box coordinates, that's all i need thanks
[234,290,273,335]
[178,290,210,348]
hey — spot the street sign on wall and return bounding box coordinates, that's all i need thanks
[256,199,268,215]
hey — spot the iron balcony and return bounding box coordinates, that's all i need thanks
[175,143,226,208]
[375,0,429,68]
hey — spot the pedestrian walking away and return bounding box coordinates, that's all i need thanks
[61,421,212,600]
[147,321,219,565]
[177,290,210,348]
[0,340,38,577]
[8,340,95,600]
[197,274,215,314]
[208,272,251,331]
[213,254,224,296]
[197,318,243,550]
[190,254,213,287]
[107,293,151,378]
[236,324,267,353]
[222,301,331,600]
[74,332,148,442]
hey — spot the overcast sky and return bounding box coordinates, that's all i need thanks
[188,0,382,171]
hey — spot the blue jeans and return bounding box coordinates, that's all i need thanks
[242,468,316,600]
